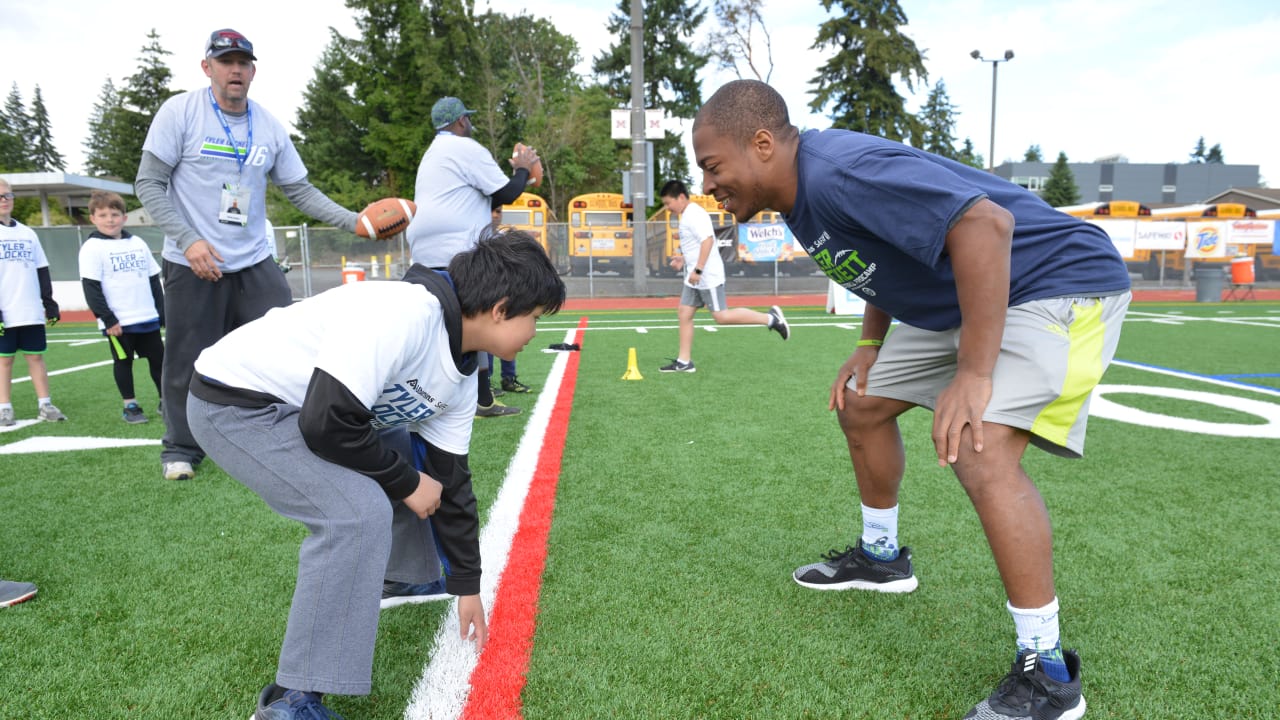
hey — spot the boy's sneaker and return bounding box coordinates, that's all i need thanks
[162,461,195,481]
[0,580,38,608]
[254,683,344,719]
[491,384,506,398]
[501,375,532,393]
[0,408,13,427]
[793,539,918,593]
[122,403,148,424]
[476,399,521,417]
[659,359,696,373]
[37,404,67,422]
[964,650,1086,720]
[381,577,450,609]
[768,305,790,340]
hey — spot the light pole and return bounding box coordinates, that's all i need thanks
[971,49,1014,173]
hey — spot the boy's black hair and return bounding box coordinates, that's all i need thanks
[449,229,566,318]
[659,180,689,200]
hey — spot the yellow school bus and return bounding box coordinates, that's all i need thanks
[1150,203,1257,279]
[1057,201,1154,278]
[1250,208,1280,280]
[499,192,562,271]
[644,194,735,277]
[567,193,633,276]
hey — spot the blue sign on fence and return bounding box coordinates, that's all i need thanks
[737,223,795,263]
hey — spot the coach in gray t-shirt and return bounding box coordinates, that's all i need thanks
[136,28,358,482]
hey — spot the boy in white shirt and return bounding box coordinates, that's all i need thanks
[78,191,165,424]
[0,177,66,426]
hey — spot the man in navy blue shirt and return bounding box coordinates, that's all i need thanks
[693,79,1131,720]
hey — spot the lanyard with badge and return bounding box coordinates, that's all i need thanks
[210,87,253,226]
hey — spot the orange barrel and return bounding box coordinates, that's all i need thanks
[1231,255,1255,284]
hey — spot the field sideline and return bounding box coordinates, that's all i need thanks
[2,302,1278,719]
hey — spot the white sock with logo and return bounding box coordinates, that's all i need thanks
[859,503,899,561]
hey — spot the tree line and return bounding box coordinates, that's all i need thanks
[0,0,1233,225]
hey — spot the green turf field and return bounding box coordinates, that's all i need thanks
[2,301,1278,718]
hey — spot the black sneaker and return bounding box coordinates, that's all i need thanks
[659,359,696,373]
[501,375,532,393]
[964,650,1086,720]
[792,539,918,593]
[768,305,790,340]
[476,399,521,417]
[122,402,148,424]
[491,384,506,398]
[254,682,344,719]
[381,577,450,610]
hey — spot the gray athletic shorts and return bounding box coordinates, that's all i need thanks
[857,292,1131,458]
[680,284,728,311]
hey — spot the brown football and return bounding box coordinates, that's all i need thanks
[356,198,417,240]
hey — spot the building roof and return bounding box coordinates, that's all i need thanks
[1203,186,1280,209]
[3,171,134,226]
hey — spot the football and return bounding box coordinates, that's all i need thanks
[512,143,544,187]
[356,198,416,240]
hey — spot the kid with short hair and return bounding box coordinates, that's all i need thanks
[187,230,565,719]
[0,177,66,426]
[78,190,165,424]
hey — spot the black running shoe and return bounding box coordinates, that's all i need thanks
[792,539,918,593]
[659,359,696,373]
[768,305,790,340]
[501,375,532,393]
[964,650,1086,720]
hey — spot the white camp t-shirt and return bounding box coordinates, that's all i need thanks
[77,233,162,329]
[404,133,510,268]
[142,89,307,271]
[678,202,725,289]
[0,220,50,328]
[193,280,477,454]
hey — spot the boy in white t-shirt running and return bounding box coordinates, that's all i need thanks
[0,177,66,426]
[658,180,789,373]
[78,191,165,424]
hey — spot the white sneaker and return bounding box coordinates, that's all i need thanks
[37,404,67,422]
[0,408,14,427]
[162,461,195,481]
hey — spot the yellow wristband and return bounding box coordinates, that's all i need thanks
[856,338,884,347]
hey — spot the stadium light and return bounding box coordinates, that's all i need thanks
[971,49,1014,173]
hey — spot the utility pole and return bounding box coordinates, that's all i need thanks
[971,49,1014,173]
[629,0,647,293]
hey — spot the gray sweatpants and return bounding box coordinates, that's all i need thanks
[187,394,441,695]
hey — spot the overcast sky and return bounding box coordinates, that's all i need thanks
[4,0,1276,190]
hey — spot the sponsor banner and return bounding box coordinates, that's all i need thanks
[1086,219,1136,259]
[1226,219,1275,245]
[1133,221,1187,251]
[1184,221,1228,259]
[826,280,867,315]
[736,222,795,263]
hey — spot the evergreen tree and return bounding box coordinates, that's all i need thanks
[1024,144,1043,162]
[1205,143,1224,163]
[84,78,125,178]
[705,0,773,82]
[594,0,708,192]
[1,83,34,171]
[1041,151,1079,207]
[917,81,960,159]
[29,86,64,172]
[1190,136,1207,163]
[957,138,984,169]
[808,0,927,144]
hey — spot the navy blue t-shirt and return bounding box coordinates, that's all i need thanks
[786,129,1131,331]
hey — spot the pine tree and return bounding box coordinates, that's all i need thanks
[1,83,34,171]
[808,0,927,144]
[85,30,178,184]
[917,81,960,159]
[594,0,708,191]
[1024,144,1043,162]
[1041,151,1079,206]
[84,78,122,177]
[29,86,65,172]
[1205,143,1224,164]
[957,138,985,169]
[1190,136,1207,163]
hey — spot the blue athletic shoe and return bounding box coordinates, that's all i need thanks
[380,577,449,609]
[254,683,343,719]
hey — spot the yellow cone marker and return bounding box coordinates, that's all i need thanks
[621,347,644,380]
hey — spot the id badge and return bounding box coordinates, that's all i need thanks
[218,183,250,226]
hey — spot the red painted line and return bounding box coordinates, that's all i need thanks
[459,317,587,720]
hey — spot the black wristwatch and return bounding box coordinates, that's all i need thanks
[693,267,703,274]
